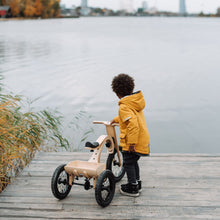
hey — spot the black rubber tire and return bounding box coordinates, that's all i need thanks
[106,148,125,182]
[51,164,72,200]
[95,170,115,207]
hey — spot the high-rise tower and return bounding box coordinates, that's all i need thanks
[81,0,90,16]
[179,0,187,15]
[81,0,88,8]
[142,1,148,12]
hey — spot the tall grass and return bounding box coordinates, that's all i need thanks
[68,110,94,151]
[0,80,69,193]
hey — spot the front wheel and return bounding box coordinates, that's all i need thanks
[106,148,125,182]
[95,170,115,207]
[51,164,72,200]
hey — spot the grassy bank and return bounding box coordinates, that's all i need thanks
[0,79,69,193]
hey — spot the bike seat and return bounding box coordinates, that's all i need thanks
[85,142,99,149]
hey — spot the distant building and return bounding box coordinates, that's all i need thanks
[80,0,91,16]
[0,6,10,18]
[60,5,79,17]
[217,7,220,16]
[81,0,88,8]
[142,1,148,12]
[179,0,187,15]
[60,4,67,10]
[148,7,158,15]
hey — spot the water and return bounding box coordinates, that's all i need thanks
[0,17,220,153]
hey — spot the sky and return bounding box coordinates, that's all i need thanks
[61,0,220,14]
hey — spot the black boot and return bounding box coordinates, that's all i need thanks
[138,180,142,192]
[120,183,139,197]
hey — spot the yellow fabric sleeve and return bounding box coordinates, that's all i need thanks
[114,116,119,123]
[119,104,140,144]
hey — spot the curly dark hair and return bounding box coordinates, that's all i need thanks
[111,73,135,97]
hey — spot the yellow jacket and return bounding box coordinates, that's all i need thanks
[114,91,150,155]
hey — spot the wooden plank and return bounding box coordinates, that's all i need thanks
[7,177,220,189]
[1,191,220,207]
[0,206,220,219]
[2,186,220,205]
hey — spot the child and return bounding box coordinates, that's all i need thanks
[110,73,150,197]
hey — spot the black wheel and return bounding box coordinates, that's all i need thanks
[106,148,125,182]
[51,164,72,200]
[95,170,115,207]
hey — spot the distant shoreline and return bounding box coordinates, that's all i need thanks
[0,17,35,21]
[0,16,81,21]
[1,15,220,22]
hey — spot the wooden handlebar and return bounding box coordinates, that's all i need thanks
[93,121,108,125]
[93,121,119,126]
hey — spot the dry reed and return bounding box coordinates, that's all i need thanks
[0,91,69,193]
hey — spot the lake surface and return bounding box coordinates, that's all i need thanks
[0,17,220,153]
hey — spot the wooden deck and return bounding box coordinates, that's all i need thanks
[0,152,220,219]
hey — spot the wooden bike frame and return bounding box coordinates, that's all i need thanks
[64,121,122,188]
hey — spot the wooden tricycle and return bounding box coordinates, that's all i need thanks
[51,121,125,207]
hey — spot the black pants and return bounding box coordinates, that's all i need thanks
[122,152,140,184]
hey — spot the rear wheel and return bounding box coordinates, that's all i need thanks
[51,164,72,200]
[106,148,125,182]
[95,170,115,207]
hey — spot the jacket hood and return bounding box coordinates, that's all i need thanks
[118,91,145,112]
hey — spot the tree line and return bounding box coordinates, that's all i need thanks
[0,0,60,18]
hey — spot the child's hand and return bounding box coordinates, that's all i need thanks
[129,145,136,153]
[110,119,115,125]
